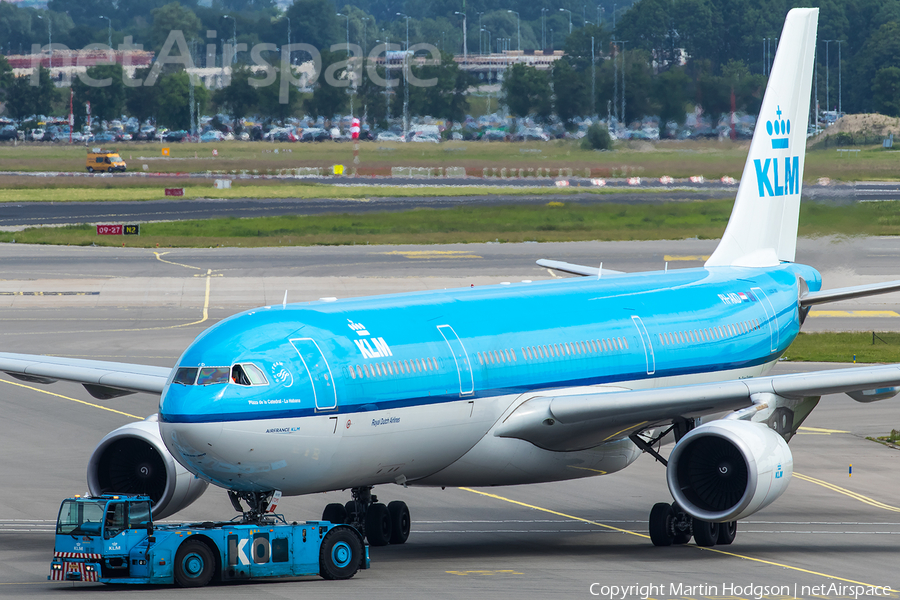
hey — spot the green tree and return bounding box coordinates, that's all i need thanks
[150,2,201,52]
[407,51,472,121]
[357,62,390,128]
[285,0,340,52]
[305,48,348,118]
[872,66,900,117]
[0,55,12,105]
[126,67,160,125]
[256,68,302,123]
[155,71,208,130]
[4,67,58,120]
[651,66,692,125]
[501,63,551,119]
[72,63,126,124]
[552,57,588,125]
[213,65,258,128]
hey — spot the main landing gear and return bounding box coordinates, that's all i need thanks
[648,502,737,547]
[322,486,410,547]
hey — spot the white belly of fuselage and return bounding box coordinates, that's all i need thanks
[160,360,776,494]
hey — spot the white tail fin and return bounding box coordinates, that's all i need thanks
[706,8,818,268]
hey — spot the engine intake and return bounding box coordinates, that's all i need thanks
[87,415,208,519]
[667,419,792,522]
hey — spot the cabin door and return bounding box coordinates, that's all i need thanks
[437,324,474,396]
[290,338,338,411]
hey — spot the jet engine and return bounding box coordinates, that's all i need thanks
[87,415,208,519]
[666,419,792,523]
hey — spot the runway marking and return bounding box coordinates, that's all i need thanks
[446,570,523,576]
[460,488,897,591]
[0,378,142,420]
[663,255,710,261]
[809,310,899,317]
[153,251,204,271]
[379,250,483,259]
[0,292,99,296]
[794,472,900,513]
[798,426,850,434]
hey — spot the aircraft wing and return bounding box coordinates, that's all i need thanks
[0,352,170,398]
[494,364,900,451]
[800,280,900,306]
[536,259,625,277]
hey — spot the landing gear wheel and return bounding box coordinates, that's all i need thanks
[673,529,692,545]
[649,502,675,546]
[174,540,215,588]
[323,502,347,524]
[692,519,720,547]
[87,167,94,173]
[717,520,737,545]
[344,500,363,525]
[387,500,410,544]
[319,526,363,580]
[364,502,392,546]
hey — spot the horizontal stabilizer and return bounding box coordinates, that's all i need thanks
[536,259,625,277]
[800,280,900,307]
[0,352,170,395]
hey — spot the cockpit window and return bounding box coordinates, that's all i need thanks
[173,367,198,385]
[197,367,230,385]
[232,363,268,386]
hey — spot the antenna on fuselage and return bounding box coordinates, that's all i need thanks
[282,290,287,308]
[597,262,602,280]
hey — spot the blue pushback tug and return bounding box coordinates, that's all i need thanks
[50,494,368,587]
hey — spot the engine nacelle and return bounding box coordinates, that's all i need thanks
[667,419,792,522]
[87,415,209,520]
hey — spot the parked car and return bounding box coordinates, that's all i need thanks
[409,132,440,143]
[164,130,188,142]
[0,126,18,141]
[31,128,45,141]
[300,128,331,142]
[375,131,403,142]
[200,130,224,142]
[93,132,117,143]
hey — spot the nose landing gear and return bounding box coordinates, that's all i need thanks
[322,486,410,547]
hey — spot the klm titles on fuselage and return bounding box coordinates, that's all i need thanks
[348,319,393,359]
[754,106,799,198]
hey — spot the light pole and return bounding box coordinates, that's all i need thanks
[362,17,369,54]
[559,8,572,34]
[454,11,467,61]
[37,14,51,67]
[478,12,484,54]
[550,28,554,51]
[591,35,595,116]
[823,39,832,114]
[541,8,548,50]
[836,40,843,115]
[596,4,602,27]
[99,15,111,49]
[337,13,352,116]
[482,28,490,55]
[507,10,520,51]
[396,12,410,139]
[223,15,236,63]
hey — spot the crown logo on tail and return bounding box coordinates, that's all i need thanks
[766,106,790,149]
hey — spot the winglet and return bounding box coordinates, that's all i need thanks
[706,8,818,268]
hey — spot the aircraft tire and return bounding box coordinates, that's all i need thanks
[319,526,363,580]
[344,500,363,524]
[387,500,410,544]
[649,503,675,547]
[717,520,737,545]
[174,539,215,587]
[323,502,347,524]
[364,502,392,546]
[692,519,720,547]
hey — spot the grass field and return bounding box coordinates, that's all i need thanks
[3,199,900,247]
[783,332,900,363]
[2,138,899,181]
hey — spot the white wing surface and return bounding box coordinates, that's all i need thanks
[0,352,170,398]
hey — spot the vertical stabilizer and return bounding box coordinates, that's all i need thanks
[705,8,818,268]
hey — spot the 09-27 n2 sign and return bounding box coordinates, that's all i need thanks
[97,224,140,235]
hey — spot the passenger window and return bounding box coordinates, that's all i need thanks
[197,367,229,385]
[356,365,364,378]
[348,366,356,379]
[173,367,198,385]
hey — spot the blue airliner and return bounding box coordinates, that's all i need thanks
[3,8,900,549]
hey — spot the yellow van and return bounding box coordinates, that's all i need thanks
[86,149,126,173]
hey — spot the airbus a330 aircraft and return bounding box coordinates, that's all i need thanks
[3,7,900,550]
